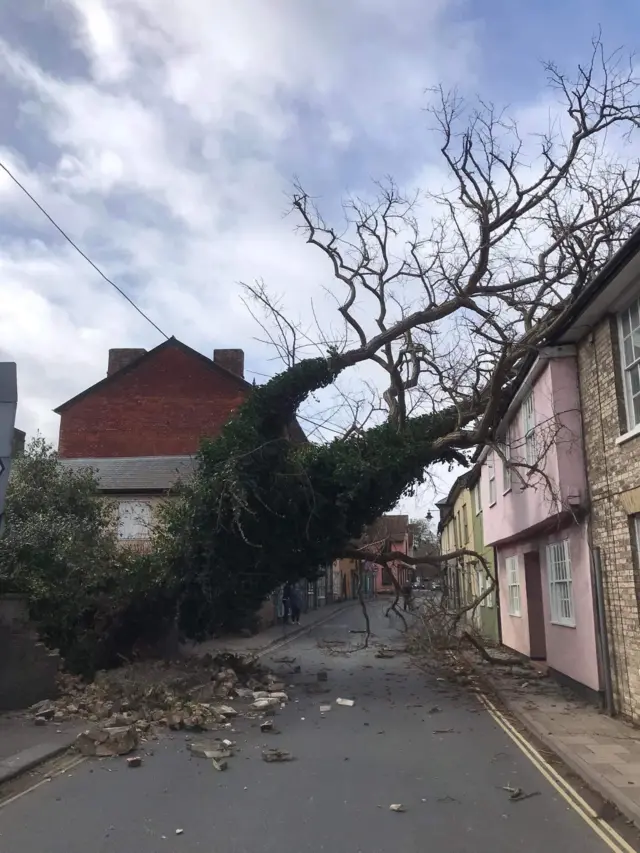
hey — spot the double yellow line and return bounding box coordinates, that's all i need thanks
[0,755,86,810]
[478,692,637,853]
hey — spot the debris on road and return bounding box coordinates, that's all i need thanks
[273,656,296,664]
[262,748,294,763]
[126,756,142,768]
[317,671,328,682]
[502,785,541,803]
[336,698,355,707]
[433,728,455,734]
[211,757,228,771]
[76,724,139,757]
[389,804,405,812]
[39,651,279,740]
[188,741,233,760]
[428,706,442,714]
[216,705,238,717]
[176,828,184,835]
[249,697,280,711]
[375,649,396,659]
[260,720,276,733]
[319,705,331,713]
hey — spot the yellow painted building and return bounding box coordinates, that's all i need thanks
[438,466,498,641]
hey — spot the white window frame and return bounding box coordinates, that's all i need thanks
[117,500,153,541]
[476,565,486,607]
[505,555,521,616]
[462,504,469,544]
[473,481,481,515]
[618,296,640,432]
[546,539,575,627]
[634,515,640,556]
[522,393,536,465]
[488,453,497,506]
[486,572,494,608]
[502,436,512,493]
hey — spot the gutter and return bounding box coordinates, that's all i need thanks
[549,224,640,341]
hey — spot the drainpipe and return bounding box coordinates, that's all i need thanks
[578,333,615,715]
[494,545,503,644]
[593,546,615,716]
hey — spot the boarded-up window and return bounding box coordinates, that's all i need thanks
[117,501,153,540]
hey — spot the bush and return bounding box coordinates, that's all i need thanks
[0,438,177,676]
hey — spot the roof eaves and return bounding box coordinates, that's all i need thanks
[548,224,640,341]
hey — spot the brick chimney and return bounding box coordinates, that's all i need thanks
[107,348,147,376]
[213,349,244,379]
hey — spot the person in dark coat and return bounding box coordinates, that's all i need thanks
[290,584,303,625]
[282,582,292,624]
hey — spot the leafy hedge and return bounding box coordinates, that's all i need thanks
[0,438,177,676]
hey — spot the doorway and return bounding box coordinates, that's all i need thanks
[524,550,547,660]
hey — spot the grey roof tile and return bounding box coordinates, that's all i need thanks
[59,455,196,492]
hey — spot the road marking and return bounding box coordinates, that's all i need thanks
[0,755,86,810]
[256,604,354,659]
[478,692,636,853]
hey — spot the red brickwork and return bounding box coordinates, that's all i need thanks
[58,342,248,458]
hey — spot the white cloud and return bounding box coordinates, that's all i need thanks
[0,0,487,511]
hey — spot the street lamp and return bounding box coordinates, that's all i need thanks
[425,510,433,522]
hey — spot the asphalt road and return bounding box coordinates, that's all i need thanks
[0,602,632,853]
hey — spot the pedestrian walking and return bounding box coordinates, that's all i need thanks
[282,582,292,624]
[402,582,413,612]
[290,583,302,625]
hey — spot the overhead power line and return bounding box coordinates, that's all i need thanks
[0,159,358,440]
[0,160,170,339]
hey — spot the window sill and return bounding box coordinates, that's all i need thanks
[550,620,576,629]
[503,487,512,496]
[508,612,521,618]
[489,500,497,508]
[616,423,640,446]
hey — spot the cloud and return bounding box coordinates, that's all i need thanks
[0,1,614,511]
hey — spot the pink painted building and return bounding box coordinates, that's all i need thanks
[360,515,413,594]
[480,346,601,695]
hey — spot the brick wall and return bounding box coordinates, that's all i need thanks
[578,316,640,720]
[0,595,60,711]
[58,344,249,458]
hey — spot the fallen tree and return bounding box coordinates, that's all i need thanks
[6,40,640,668]
[158,37,640,639]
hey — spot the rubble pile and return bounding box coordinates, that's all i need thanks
[28,652,292,758]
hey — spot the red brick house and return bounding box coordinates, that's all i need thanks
[56,337,303,546]
[57,338,251,460]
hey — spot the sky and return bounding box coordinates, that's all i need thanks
[1,0,639,519]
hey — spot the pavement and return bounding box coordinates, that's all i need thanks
[466,649,640,832]
[0,601,637,852]
[0,714,84,785]
[186,599,358,659]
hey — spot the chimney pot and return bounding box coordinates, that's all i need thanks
[213,348,244,379]
[107,348,147,376]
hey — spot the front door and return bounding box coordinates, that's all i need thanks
[524,551,547,660]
